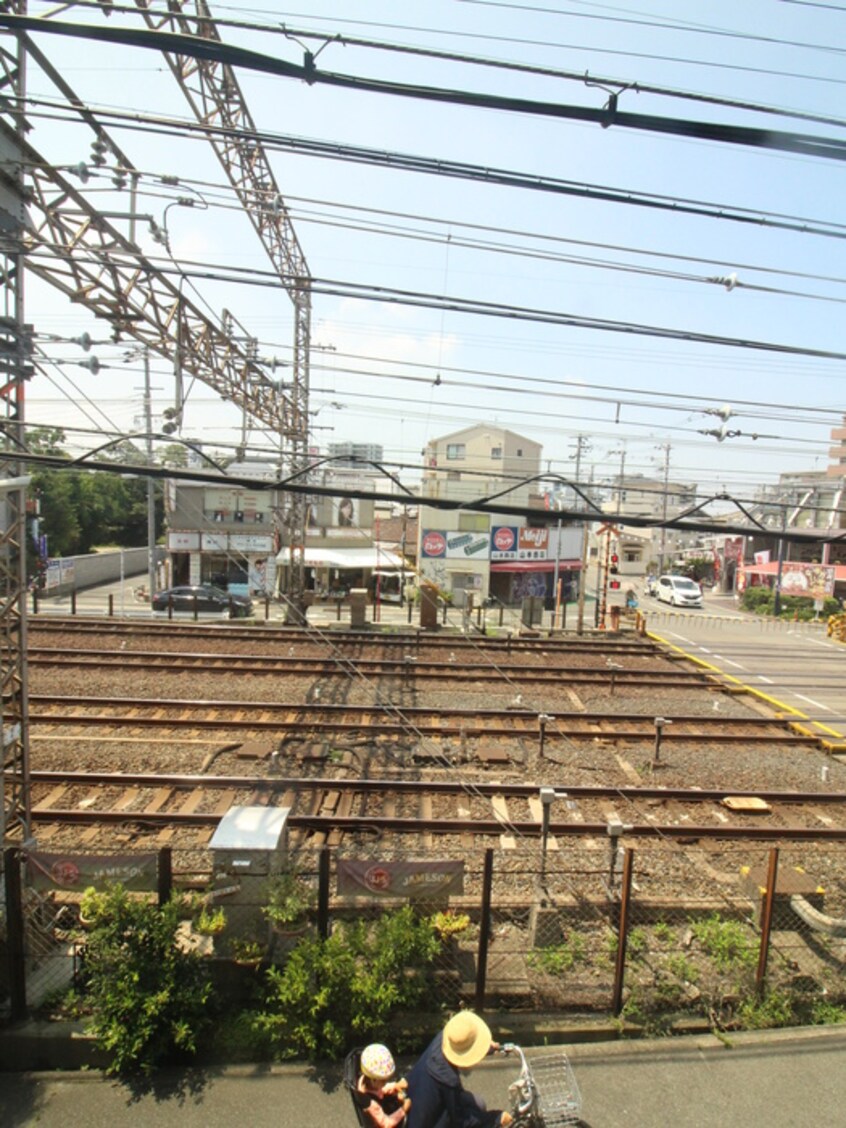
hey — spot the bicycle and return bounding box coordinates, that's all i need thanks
[500,1042,582,1127]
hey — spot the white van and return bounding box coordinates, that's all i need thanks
[656,574,703,608]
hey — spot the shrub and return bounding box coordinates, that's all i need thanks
[79,885,214,1075]
[256,905,439,1060]
[741,587,773,613]
[262,867,316,929]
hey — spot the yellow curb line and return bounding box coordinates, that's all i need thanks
[646,629,845,743]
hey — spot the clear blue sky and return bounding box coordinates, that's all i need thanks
[14,0,846,506]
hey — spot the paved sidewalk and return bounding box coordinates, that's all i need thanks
[2,1026,844,1127]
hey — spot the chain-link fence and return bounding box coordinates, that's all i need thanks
[4,838,846,1028]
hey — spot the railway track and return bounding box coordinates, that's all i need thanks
[27,693,806,744]
[24,644,710,687]
[28,616,660,656]
[19,617,846,863]
[25,769,846,843]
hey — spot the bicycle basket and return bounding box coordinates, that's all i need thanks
[525,1052,582,1127]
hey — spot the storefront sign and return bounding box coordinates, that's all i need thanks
[337,859,464,897]
[780,563,835,600]
[202,533,229,552]
[491,525,551,561]
[229,534,274,554]
[168,531,200,551]
[422,530,489,560]
[421,530,447,558]
[27,851,159,892]
[491,525,518,559]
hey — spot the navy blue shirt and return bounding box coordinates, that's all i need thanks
[406,1033,503,1128]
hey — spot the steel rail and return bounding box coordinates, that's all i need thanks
[23,697,809,743]
[27,617,660,654]
[25,805,846,841]
[23,646,706,684]
[24,768,846,806]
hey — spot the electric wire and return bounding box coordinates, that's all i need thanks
[6,15,846,163]
[35,0,846,130]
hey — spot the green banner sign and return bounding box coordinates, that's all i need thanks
[27,851,159,892]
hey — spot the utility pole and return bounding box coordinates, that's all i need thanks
[773,505,788,617]
[657,442,671,575]
[612,445,627,517]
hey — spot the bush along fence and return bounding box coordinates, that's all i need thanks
[2,838,846,1069]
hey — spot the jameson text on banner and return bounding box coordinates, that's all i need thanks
[337,858,464,897]
[27,851,159,892]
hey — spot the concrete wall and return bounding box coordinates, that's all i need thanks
[47,548,161,594]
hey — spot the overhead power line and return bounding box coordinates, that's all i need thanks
[17,94,846,243]
[13,446,846,544]
[454,0,846,57]
[43,1,846,130]
[24,243,846,365]
[5,14,846,161]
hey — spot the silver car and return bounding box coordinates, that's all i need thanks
[656,574,703,608]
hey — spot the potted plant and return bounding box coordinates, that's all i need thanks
[430,910,472,947]
[78,886,110,930]
[262,867,316,936]
[229,936,265,968]
[194,903,227,936]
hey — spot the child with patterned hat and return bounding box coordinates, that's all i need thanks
[355,1043,411,1128]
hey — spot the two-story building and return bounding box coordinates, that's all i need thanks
[275,465,411,600]
[418,424,583,605]
[164,461,278,597]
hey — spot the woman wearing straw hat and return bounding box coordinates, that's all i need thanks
[406,1012,513,1128]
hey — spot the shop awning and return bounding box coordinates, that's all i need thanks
[275,546,405,570]
[490,559,581,573]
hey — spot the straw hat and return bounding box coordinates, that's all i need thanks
[360,1044,397,1082]
[441,1012,492,1068]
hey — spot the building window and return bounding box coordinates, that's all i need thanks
[446,443,466,460]
[447,470,461,481]
[516,448,523,457]
[491,446,502,459]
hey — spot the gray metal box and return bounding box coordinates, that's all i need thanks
[209,805,290,877]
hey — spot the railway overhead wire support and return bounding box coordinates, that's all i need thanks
[125,0,312,620]
[0,18,32,844]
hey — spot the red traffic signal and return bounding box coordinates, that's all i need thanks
[609,552,619,574]
[609,579,621,590]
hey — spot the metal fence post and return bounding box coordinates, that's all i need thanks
[755,846,780,997]
[157,847,173,906]
[4,847,27,1019]
[474,848,494,1013]
[318,846,330,939]
[611,847,635,1016]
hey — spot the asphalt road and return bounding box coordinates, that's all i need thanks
[640,590,846,736]
[3,1027,846,1127]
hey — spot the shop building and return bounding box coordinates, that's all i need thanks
[418,424,583,605]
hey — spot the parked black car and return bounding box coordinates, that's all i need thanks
[151,584,253,618]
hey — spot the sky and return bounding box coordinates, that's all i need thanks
[8,0,846,511]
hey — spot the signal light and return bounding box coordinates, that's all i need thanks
[610,552,619,575]
[609,579,621,590]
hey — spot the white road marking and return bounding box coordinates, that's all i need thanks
[807,637,841,650]
[794,694,831,711]
[758,676,774,684]
[722,659,746,670]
